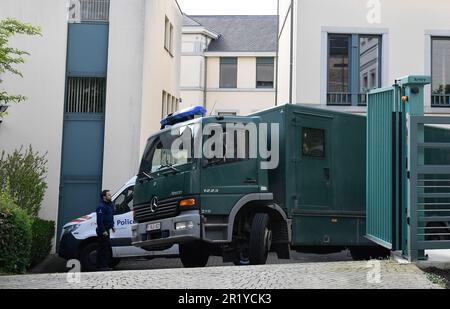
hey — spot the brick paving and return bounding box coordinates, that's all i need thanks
[0,257,440,289]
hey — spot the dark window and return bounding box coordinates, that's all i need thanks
[327,34,382,106]
[113,186,134,215]
[220,57,238,88]
[66,77,106,113]
[328,35,350,94]
[256,57,275,88]
[302,128,325,158]
[204,125,251,166]
[432,38,450,107]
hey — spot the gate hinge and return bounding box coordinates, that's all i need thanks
[407,171,411,179]
[407,217,410,225]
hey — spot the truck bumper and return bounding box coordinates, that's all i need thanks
[58,232,81,260]
[132,211,202,249]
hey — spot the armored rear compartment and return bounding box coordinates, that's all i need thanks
[253,104,370,249]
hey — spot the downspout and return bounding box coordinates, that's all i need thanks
[203,54,208,109]
[275,0,280,106]
[203,37,208,109]
[289,0,294,104]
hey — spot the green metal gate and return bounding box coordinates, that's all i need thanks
[366,85,403,250]
[407,116,450,261]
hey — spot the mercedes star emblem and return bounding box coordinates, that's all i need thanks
[150,196,158,213]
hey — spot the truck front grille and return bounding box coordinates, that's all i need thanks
[133,197,180,223]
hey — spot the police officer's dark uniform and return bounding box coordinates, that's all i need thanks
[96,196,114,271]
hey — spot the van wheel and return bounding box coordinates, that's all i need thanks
[180,242,209,268]
[350,246,390,261]
[79,242,99,272]
[249,213,272,265]
[80,242,116,271]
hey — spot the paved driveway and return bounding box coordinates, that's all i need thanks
[0,256,440,289]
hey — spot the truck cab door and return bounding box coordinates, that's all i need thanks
[200,122,261,215]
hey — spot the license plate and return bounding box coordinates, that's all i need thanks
[147,222,161,232]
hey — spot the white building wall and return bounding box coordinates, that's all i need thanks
[279,0,450,114]
[140,0,182,153]
[102,0,145,193]
[277,0,294,105]
[0,0,68,223]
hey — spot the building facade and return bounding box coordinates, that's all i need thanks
[180,15,278,116]
[278,0,450,115]
[0,0,182,243]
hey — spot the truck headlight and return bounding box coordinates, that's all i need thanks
[175,221,194,231]
[63,224,80,234]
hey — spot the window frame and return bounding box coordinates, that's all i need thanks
[326,33,382,106]
[256,57,275,89]
[431,36,450,108]
[219,57,238,89]
[113,186,134,216]
[302,127,326,159]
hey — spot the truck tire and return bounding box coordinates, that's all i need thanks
[180,242,209,268]
[249,213,272,265]
[350,246,390,261]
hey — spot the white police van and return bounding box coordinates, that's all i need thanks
[58,177,179,271]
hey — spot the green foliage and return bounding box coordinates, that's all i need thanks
[0,145,48,217]
[30,218,55,268]
[0,18,41,116]
[0,191,32,273]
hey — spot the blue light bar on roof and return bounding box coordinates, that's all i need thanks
[160,106,207,127]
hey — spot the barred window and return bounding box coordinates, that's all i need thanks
[68,0,110,23]
[66,77,106,114]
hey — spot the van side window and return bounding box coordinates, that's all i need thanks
[302,128,325,158]
[114,186,134,215]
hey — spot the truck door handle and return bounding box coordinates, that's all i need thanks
[244,178,257,184]
[324,168,331,182]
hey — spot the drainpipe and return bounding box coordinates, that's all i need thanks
[275,0,280,106]
[289,0,294,104]
[203,38,208,109]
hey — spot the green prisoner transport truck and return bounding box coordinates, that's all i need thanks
[131,104,390,267]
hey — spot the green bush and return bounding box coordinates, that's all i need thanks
[0,192,32,273]
[0,146,48,217]
[30,218,55,268]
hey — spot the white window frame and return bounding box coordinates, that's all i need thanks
[425,30,450,113]
[320,27,389,110]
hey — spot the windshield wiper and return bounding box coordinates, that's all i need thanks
[158,164,181,173]
[138,171,154,181]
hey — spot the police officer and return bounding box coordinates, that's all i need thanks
[96,190,115,271]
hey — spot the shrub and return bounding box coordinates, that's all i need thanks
[30,218,55,268]
[0,146,48,217]
[0,191,32,273]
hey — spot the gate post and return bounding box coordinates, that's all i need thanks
[397,76,431,261]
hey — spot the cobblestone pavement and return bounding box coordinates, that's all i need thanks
[0,257,440,289]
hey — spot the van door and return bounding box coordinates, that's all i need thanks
[111,186,152,257]
[293,114,333,210]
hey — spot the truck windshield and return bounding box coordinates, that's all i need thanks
[139,125,194,173]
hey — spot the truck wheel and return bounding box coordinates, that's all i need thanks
[350,246,390,261]
[180,242,209,268]
[249,213,272,265]
[79,242,99,272]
